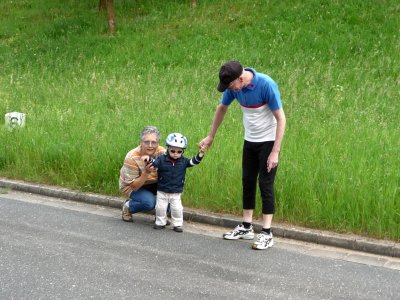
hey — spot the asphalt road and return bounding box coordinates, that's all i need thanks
[1,191,399,300]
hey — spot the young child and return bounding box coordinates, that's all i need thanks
[143,132,206,232]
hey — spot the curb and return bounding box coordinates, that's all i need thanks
[1,178,399,258]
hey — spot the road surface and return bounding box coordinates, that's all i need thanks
[1,190,399,299]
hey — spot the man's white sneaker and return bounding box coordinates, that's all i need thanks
[252,232,274,250]
[223,224,255,240]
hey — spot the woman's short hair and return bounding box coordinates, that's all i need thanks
[140,126,161,142]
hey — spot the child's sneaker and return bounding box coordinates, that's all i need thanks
[121,200,133,222]
[223,224,254,240]
[153,224,166,230]
[173,226,183,233]
[252,232,274,250]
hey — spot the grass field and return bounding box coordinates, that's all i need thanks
[1,0,399,240]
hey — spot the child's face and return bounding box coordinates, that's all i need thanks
[168,146,184,159]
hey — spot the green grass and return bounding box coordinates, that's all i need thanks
[1,0,399,240]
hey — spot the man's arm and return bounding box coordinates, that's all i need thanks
[199,104,229,148]
[267,108,286,173]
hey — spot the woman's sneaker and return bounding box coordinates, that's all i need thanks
[252,232,274,250]
[121,200,133,222]
[223,224,254,240]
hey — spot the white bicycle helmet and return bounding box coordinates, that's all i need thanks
[165,133,188,148]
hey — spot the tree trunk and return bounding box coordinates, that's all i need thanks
[106,0,116,34]
[99,0,106,11]
[99,0,116,34]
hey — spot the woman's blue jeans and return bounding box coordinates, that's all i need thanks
[128,184,157,214]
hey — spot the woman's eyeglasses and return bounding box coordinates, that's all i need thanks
[142,140,159,146]
[169,149,183,154]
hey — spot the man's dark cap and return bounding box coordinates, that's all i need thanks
[217,61,243,92]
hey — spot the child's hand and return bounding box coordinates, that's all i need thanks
[199,144,207,155]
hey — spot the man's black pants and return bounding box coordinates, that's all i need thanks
[242,140,278,214]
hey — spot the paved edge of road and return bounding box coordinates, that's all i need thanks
[1,177,399,258]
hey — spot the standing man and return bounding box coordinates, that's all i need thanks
[199,61,286,250]
[119,126,166,222]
